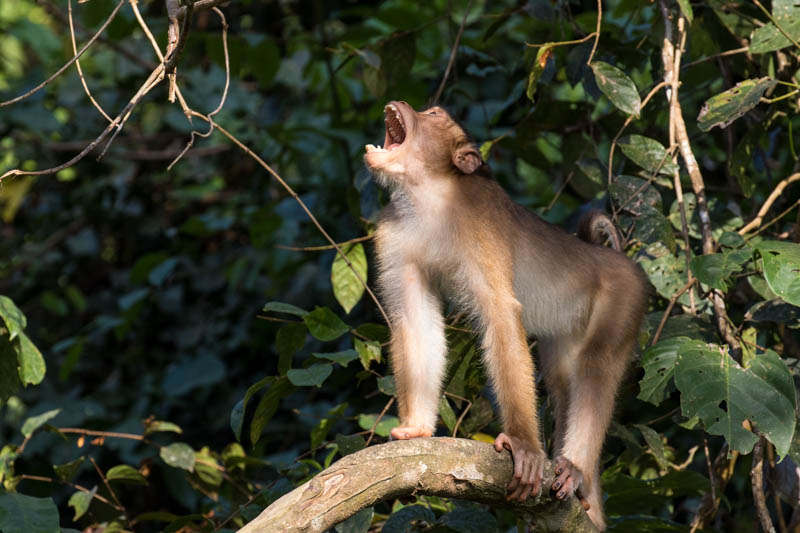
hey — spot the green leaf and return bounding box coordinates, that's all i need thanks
[331,243,368,314]
[54,456,85,482]
[0,296,26,340]
[68,487,95,521]
[439,396,457,433]
[526,45,553,103]
[0,341,21,401]
[750,0,800,54]
[756,241,800,306]
[677,0,693,23]
[617,136,678,177]
[303,307,350,341]
[143,420,183,436]
[697,77,777,131]
[354,338,382,369]
[675,342,796,457]
[262,301,308,317]
[250,377,294,446]
[590,61,641,116]
[106,464,148,485]
[638,337,683,406]
[377,375,396,396]
[21,409,61,438]
[382,505,436,533]
[160,442,196,472]
[335,433,366,456]
[276,322,307,374]
[0,493,60,533]
[287,363,333,387]
[313,349,359,366]
[635,425,669,471]
[335,506,373,533]
[689,249,752,291]
[357,414,399,438]
[15,332,46,386]
[230,376,272,442]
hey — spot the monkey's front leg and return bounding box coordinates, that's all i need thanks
[384,264,447,441]
[478,292,546,501]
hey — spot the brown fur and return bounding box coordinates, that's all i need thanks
[365,101,648,530]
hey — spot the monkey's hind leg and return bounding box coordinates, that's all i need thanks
[385,263,447,441]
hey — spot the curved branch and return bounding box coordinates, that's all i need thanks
[238,438,596,533]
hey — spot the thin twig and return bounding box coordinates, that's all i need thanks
[444,392,473,438]
[739,173,800,234]
[752,0,800,52]
[682,47,749,69]
[587,0,602,65]
[752,437,777,533]
[131,0,165,61]
[19,474,122,511]
[276,235,373,252]
[650,278,696,347]
[89,456,126,514]
[525,32,597,48]
[168,7,230,171]
[747,199,800,239]
[432,0,473,105]
[364,397,394,447]
[68,0,112,122]
[58,427,145,440]
[0,0,126,108]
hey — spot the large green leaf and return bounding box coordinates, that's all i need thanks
[357,414,398,437]
[617,136,678,176]
[590,61,641,116]
[0,295,26,340]
[689,248,753,291]
[16,332,46,386]
[0,493,60,533]
[756,241,800,306]
[750,0,800,53]
[303,307,350,341]
[313,349,359,367]
[21,409,61,438]
[250,377,294,446]
[674,341,796,457]
[331,243,367,314]
[697,78,777,131]
[638,337,683,406]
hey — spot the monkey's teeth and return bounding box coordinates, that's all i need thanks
[365,144,387,153]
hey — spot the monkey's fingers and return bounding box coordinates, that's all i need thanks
[551,456,585,502]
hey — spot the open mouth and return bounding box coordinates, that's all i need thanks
[366,103,406,153]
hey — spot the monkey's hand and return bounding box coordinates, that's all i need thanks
[493,433,545,502]
[552,456,590,511]
[390,426,433,440]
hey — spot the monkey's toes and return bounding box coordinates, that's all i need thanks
[390,426,432,440]
[551,456,588,508]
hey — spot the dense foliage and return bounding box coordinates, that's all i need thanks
[1,0,799,531]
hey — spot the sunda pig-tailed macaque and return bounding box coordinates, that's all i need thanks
[364,101,647,530]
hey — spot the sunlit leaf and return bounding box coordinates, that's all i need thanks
[331,243,367,314]
[526,45,553,103]
[357,414,398,437]
[354,338,381,369]
[21,409,61,438]
[313,349,359,367]
[638,337,683,406]
[697,78,777,131]
[689,248,752,291]
[68,487,95,521]
[160,442,196,472]
[617,136,678,176]
[590,61,641,116]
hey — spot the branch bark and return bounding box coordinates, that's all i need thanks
[238,438,596,533]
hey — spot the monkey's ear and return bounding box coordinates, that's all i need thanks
[452,145,483,174]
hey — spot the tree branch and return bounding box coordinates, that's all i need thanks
[238,438,596,533]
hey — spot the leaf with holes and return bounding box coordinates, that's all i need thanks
[750,0,800,53]
[638,337,684,406]
[590,61,641,116]
[617,135,679,176]
[697,78,777,132]
[331,243,367,314]
[756,241,800,306]
[674,341,795,457]
[689,248,753,292]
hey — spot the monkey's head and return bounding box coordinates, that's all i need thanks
[364,101,485,186]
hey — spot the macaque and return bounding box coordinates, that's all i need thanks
[364,101,648,530]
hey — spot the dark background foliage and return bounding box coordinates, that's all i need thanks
[1,0,799,532]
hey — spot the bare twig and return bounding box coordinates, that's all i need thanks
[68,0,112,122]
[525,32,597,48]
[682,47,749,69]
[432,0,473,105]
[178,0,229,20]
[444,391,473,438]
[89,455,126,515]
[364,397,394,447]
[739,173,800,235]
[748,199,800,239]
[276,235,373,252]
[19,474,122,511]
[168,7,230,171]
[0,0,126,108]
[587,0,602,65]
[650,278,696,346]
[752,437,777,533]
[58,427,145,440]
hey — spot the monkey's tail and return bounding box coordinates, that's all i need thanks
[576,210,622,251]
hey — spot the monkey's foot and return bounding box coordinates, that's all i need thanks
[493,433,546,502]
[390,426,432,440]
[552,456,590,511]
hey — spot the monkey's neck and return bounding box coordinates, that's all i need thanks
[390,177,457,217]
